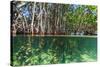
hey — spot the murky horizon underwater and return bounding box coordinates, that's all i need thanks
[11,35,97,66]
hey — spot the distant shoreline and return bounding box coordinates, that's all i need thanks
[11,35,97,38]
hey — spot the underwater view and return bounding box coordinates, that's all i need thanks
[11,35,97,66]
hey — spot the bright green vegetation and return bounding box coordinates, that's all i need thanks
[11,1,97,66]
[11,36,97,66]
[11,1,97,35]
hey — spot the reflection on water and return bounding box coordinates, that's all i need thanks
[11,35,97,66]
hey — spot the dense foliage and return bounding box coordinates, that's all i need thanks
[11,1,97,66]
[11,1,97,35]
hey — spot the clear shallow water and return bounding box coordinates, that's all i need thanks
[11,35,97,66]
